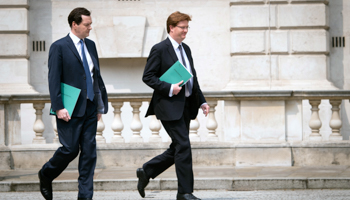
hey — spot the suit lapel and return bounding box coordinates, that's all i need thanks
[65,35,83,65]
[165,37,178,63]
[182,43,196,77]
[85,39,99,71]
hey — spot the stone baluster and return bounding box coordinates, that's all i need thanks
[52,117,59,144]
[32,103,46,144]
[130,101,143,143]
[96,116,106,143]
[190,118,200,142]
[206,101,218,142]
[329,100,343,141]
[308,100,322,141]
[111,102,125,143]
[149,115,162,142]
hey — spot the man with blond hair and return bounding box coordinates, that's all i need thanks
[137,11,209,200]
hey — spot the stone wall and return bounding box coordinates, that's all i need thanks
[0,0,36,94]
[226,0,335,90]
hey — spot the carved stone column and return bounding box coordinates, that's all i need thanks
[329,100,343,141]
[206,101,218,142]
[149,115,162,142]
[308,100,322,141]
[32,103,46,144]
[96,116,106,143]
[190,118,200,142]
[130,101,143,143]
[111,102,125,143]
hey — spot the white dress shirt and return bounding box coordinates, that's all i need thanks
[69,32,94,82]
[168,35,193,97]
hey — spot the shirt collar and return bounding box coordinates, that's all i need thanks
[69,31,83,45]
[168,35,182,50]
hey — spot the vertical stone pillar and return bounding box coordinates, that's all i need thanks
[96,116,106,144]
[149,115,162,143]
[32,103,46,144]
[111,102,125,143]
[0,103,5,146]
[130,101,143,143]
[329,99,343,141]
[206,101,219,142]
[309,100,322,141]
[52,117,59,144]
[6,103,21,145]
[189,118,200,142]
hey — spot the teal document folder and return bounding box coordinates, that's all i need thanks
[159,61,193,87]
[50,83,81,116]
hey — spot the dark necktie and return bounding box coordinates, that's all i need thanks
[80,39,94,101]
[178,45,192,95]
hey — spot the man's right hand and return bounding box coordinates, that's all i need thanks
[56,108,70,122]
[172,81,183,95]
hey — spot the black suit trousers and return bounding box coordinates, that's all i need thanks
[41,100,98,198]
[143,98,194,194]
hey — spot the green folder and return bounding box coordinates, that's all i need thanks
[159,60,193,87]
[50,83,81,116]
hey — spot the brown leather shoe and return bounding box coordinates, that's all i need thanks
[136,168,149,198]
[38,170,53,200]
[177,193,201,200]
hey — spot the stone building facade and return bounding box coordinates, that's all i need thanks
[1,0,350,169]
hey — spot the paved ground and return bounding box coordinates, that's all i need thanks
[1,189,350,200]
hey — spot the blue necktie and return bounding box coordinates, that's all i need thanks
[80,39,94,101]
[179,45,192,96]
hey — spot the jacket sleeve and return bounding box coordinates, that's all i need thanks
[48,42,64,112]
[142,45,172,97]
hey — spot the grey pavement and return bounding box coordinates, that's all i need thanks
[1,190,350,200]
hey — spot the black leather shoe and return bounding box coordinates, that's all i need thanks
[136,168,149,198]
[177,193,201,200]
[77,198,93,200]
[38,170,53,200]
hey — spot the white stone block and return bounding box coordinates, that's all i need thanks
[0,0,27,5]
[291,0,328,3]
[92,16,146,58]
[0,59,28,84]
[279,55,327,80]
[0,8,27,31]
[230,5,276,29]
[142,27,165,57]
[285,100,303,141]
[236,148,291,166]
[279,4,328,28]
[231,31,265,54]
[291,30,329,53]
[0,34,27,56]
[241,101,286,141]
[230,56,277,80]
[270,31,288,53]
[230,0,264,4]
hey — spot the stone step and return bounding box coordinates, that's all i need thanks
[1,166,350,192]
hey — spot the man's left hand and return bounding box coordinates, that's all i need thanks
[201,103,210,117]
[97,113,102,121]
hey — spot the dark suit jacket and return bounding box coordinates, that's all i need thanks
[143,37,206,121]
[48,34,108,117]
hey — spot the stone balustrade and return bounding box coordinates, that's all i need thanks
[0,91,349,147]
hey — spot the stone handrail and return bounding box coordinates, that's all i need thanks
[1,90,350,146]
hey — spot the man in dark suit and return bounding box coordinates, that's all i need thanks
[38,7,108,200]
[137,11,209,200]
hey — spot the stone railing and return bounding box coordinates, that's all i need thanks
[1,90,350,147]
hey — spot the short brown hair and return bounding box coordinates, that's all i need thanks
[68,7,91,28]
[166,11,192,33]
